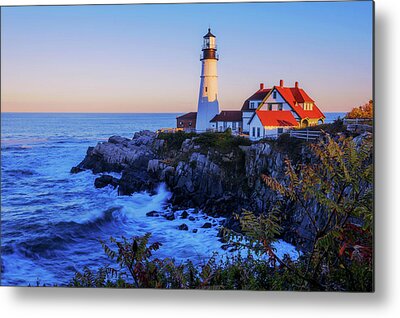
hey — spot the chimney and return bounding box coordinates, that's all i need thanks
[260,83,264,90]
[279,79,284,87]
[295,81,299,88]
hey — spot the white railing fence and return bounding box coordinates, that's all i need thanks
[343,118,373,133]
[343,118,371,125]
[289,129,322,141]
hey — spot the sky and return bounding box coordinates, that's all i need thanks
[1,1,373,113]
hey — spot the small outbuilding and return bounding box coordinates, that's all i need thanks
[210,110,243,133]
[176,112,197,132]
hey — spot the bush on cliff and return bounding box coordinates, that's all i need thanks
[194,130,251,153]
[157,131,197,151]
[346,100,373,119]
[307,118,347,135]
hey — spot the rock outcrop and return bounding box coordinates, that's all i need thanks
[71,130,346,251]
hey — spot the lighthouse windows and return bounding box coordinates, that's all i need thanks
[205,87,208,93]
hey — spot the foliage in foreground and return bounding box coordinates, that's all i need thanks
[71,134,373,291]
[70,233,283,290]
[257,133,373,291]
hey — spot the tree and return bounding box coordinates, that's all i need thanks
[346,100,373,119]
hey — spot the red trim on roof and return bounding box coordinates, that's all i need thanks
[256,110,299,127]
[274,86,325,120]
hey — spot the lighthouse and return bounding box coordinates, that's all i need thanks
[195,28,220,132]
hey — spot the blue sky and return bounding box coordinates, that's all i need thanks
[1,1,373,112]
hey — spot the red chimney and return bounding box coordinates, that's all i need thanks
[279,79,284,87]
[259,83,264,90]
[295,81,299,88]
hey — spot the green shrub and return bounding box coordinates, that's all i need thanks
[157,131,197,151]
[194,131,251,153]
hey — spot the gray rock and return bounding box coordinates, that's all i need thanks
[181,211,189,219]
[164,212,175,221]
[178,224,188,231]
[146,211,160,217]
[94,175,119,189]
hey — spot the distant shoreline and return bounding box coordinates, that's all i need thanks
[1,111,348,115]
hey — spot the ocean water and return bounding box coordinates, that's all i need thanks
[1,112,343,286]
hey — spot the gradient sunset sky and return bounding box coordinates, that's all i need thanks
[1,1,373,113]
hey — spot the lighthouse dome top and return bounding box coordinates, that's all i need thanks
[203,28,216,38]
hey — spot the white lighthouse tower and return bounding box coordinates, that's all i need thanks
[196,28,220,132]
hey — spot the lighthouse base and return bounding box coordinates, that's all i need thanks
[195,100,219,132]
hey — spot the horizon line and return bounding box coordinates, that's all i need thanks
[1,110,348,114]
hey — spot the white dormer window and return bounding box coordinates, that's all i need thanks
[250,101,260,109]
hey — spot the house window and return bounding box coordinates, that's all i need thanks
[278,128,283,134]
[252,127,256,137]
[223,122,227,130]
[268,104,272,111]
[232,122,237,130]
[179,121,183,125]
[273,91,277,99]
[278,104,283,111]
[257,127,260,137]
[189,122,192,126]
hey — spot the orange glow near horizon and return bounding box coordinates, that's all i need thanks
[1,3,372,114]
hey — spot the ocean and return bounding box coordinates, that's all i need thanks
[0,112,344,286]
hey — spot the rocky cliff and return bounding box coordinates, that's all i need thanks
[71,130,343,250]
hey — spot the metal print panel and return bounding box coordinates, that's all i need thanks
[1,0,374,291]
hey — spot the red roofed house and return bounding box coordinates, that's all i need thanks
[241,83,271,133]
[248,80,325,140]
[210,110,242,133]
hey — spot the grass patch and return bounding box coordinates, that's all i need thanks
[194,131,251,153]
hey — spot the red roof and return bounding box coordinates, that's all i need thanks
[274,86,325,120]
[210,111,242,122]
[256,110,299,127]
[241,89,271,111]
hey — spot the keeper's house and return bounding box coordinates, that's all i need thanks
[246,80,325,140]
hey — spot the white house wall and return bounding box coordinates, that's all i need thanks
[216,121,241,133]
[242,111,254,133]
[249,115,264,140]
